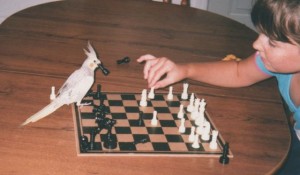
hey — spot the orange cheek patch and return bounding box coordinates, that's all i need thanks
[89,63,94,69]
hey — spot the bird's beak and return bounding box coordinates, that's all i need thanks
[97,63,110,76]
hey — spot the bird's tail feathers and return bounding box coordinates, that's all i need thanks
[21,102,64,126]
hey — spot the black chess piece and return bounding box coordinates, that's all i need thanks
[89,128,98,150]
[103,128,117,149]
[80,135,89,153]
[85,89,94,97]
[116,56,131,64]
[93,98,109,115]
[98,63,110,75]
[219,142,230,164]
[138,111,144,126]
[94,84,102,99]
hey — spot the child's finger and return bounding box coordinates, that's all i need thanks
[143,59,159,79]
[137,54,156,63]
[147,58,168,85]
[149,62,170,88]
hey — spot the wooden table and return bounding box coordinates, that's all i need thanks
[0,0,290,174]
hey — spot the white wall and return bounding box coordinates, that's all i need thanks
[0,0,254,31]
[0,0,60,24]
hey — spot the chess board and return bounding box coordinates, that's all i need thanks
[72,91,233,157]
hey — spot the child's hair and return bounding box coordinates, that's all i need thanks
[251,0,300,45]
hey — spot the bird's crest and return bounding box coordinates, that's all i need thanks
[83,41,101,63]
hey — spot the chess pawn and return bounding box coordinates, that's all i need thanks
[209,130,219,150]
[148,87,155,99]
[139,89,147,107]
[177,104,184,119]
[50,86,56,101]
[187,93,195,112]
[192,134,200,149]
[178,118,186,133]
[188,126,196,142]
[201,121,211,141]
[167,86,173,100]
[151,111,158,126]
[181,83,189,100]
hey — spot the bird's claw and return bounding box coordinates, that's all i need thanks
[77,102,91,108]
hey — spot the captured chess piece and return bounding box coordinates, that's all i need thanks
[116,56,131,64]
[219,142,230,165]
[98,63,110,75]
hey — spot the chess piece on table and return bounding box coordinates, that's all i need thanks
[188,126,196,142]
[89,128,98,150]
[192,134,200,149]
[140,89,147,107]
[167,86,173,100]
[103,128,117,149]
[148,87,155,99]
[50,86,56,101]
[151,111,158,126]
[116,56,130,64]
[80,135,89,153]
[177,104,184,119]
[209,130,219,150]
[219,142,230,164]
[181,83,189,100]
[187,93,195,112]
[178,118,186,133]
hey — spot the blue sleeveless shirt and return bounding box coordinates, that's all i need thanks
[255,54,300,129]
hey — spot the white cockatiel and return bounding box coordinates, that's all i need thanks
[21,41,109,126]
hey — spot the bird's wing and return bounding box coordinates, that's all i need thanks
[58,75,94,105]
[57,69,86,95]
[69,76,94,105]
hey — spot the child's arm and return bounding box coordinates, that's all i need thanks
[137,53,271,89]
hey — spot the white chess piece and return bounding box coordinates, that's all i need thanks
[201,121,211,141]
[191,98,200,120]
[196,125,204,135]
[50,86,56,101]
[148,87,155,99]
[178,118,186,133]
[195,111,205,126]
[199,98,206,111]
[188,126,196,142]
[151,110,158,126]
[187,93,195,112]
[209,130,219,150]
[139,89,147,107]
[181,83,189,100]
[192,134,200,149]
[167,86,173,100]
[177,104,184,119]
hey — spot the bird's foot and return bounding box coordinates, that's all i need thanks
[77,102,91,108]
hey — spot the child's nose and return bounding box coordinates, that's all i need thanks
[252,34,264,51]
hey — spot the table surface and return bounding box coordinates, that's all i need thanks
[0,0,291,174]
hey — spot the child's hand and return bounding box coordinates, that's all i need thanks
[137,54,186,89]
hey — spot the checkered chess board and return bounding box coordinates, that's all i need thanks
[72,92,233,157]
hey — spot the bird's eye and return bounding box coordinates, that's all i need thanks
[93,60,96,63]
